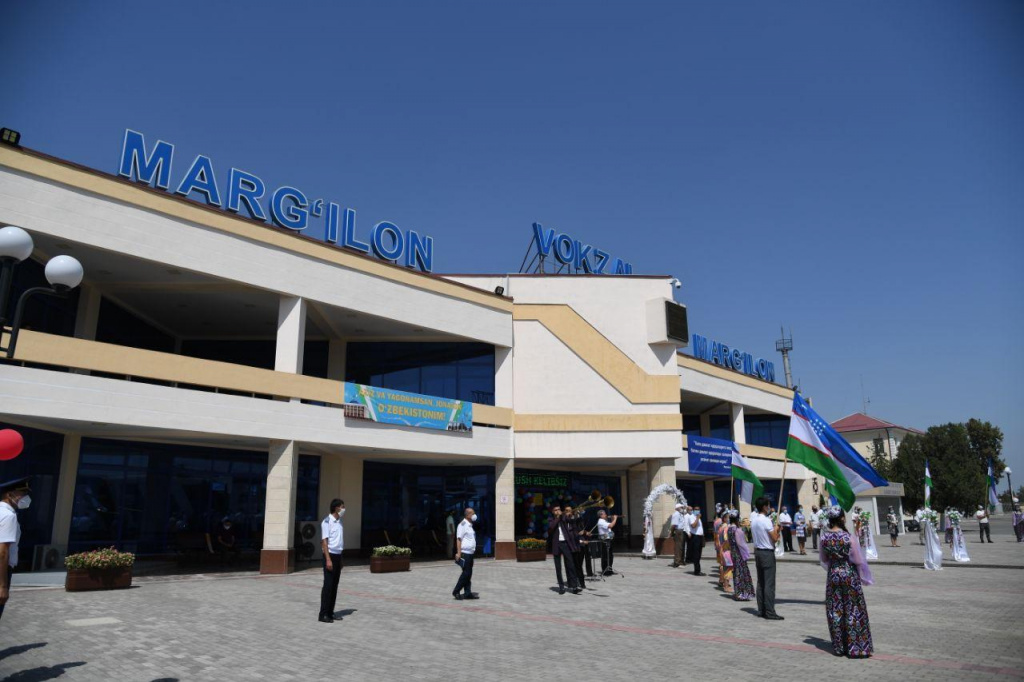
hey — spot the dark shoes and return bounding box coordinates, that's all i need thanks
[452,593,464,600]
[571,588,582,595]
[558,587,566,595]
[763,614,785,621]
[465,592,480,600]
[318,615,333,623]
[694,572,706,576]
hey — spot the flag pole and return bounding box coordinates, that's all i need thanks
[730,474,735,509]
[777,456,789,512]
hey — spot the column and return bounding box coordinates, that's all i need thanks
[275,296,306,389]
[704,480,716,523]
[494,346,513,408]
[627,465,649,548]
[50,434,82,548]
[699,413,711,437]
[71,285,102,375]
[261,439,299,574]
[494,458,515,559]
[646,458,676,555]
[338,457,363,553]
[730,403,746,444]
[327,339,347,381]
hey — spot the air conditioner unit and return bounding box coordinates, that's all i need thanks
[295,521,319,561]
[33,544,65,571]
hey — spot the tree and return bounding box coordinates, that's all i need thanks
[890,420,1006,513]
[868,439,893,481]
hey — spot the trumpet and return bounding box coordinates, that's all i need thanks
[567,490,616,515]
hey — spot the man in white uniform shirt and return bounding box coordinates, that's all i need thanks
[778,506,794,553]
[596,510,618,575]
[670,503,687,568]
[319,498,345,623]
[453,507,480,600]
[0,477,31,623]
[976,505,992,543]
[751,496,783,620]
[688,506,705,576]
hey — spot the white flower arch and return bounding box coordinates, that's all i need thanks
[643,483,688,519]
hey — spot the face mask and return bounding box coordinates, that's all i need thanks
[337,509,346,518]
[471,514,478,522]
[16,495,31,510]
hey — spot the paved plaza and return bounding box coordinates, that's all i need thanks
[2,526,1022,682]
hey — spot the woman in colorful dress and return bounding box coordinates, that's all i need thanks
[729,511,755,601]
[820,506,873,659]
[885,506,900,547]
[717,512,733,592]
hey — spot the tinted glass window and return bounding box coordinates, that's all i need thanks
[745,414,789,449]
[347,342,495,405]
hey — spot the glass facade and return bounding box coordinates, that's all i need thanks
[68,438,319,556]
[707,414,732,440]
[513,469,623,543]
[682,415,701,439]
[347,342,495,405]
[760,479,799,514]
[361,461,495,558]
[0,424,64,569]
[745,414,789,449]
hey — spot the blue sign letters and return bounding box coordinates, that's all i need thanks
[118,129,435,272]
[532,223,632,275]
[691,333,776,383]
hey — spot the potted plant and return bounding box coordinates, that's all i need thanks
[370,545,412,573]
[65,547,135,592]
[515,537,547,562]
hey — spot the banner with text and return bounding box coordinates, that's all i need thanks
[687,436,734,476]
[343,383,472,432]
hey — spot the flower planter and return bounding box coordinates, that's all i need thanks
[370,555,411,573]
[65,567,133,592]
[515,548,547,562]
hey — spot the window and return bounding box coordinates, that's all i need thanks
[96,298,174,353]
[745,414,789,449]
[871,438,886,458]
[347,342,495,405]
[682,415,702,439]
[708,414,731,440]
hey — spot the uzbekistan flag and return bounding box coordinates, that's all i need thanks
[988,459,1000,508]
[732,447,764,505]
[785,393,888,511]
[925,460,932,508]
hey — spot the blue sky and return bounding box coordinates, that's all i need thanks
[2,2,1022,478]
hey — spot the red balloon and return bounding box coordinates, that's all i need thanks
[0,429,24,460]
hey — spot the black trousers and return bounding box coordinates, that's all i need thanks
[554,543,579,589]
[688,534,704,575]
[811,528,820,550]
[572,549,587,587]
[453,552,474,595]
[980,524,992,542]
[600,541,614,573]
[754,548,778,617]
[781,527,793,552]
[583,545,594,577]
[319,552,343,618]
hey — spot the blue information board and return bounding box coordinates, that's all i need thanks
[687,436,734,476]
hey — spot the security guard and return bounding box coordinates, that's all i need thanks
[0,476,30,623]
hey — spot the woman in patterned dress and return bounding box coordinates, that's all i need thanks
[821,506,874,658]
[728,511,755,601]
[718,512,733,592]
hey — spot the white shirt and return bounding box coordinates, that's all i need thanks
[446,515,455,534]
[809,513,820,529]
[0,501,20,567]
[690,513,704,537]
[751,513,775,550]
[557,525,565,542]
[321,513,344,554]
[915,509,924,521]
[597,518,611,537]
[670,510,687,530]
[457,518,476,554]
[976,510,989,524]
[778,512,792,527]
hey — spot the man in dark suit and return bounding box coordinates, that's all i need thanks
[549,505,581,594]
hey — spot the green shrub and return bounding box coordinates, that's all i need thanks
[516,538,547,550]
[372,545,412,558]
[65,547,135,570]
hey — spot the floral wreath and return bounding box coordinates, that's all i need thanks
[642,483,688,520]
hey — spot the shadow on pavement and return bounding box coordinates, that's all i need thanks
[776,598,824,605]
[4,661,86,681]
[803,636,836,654]
[333,608,358,618]
[0,643,47,661]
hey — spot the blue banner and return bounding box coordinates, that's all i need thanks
[343,383,472,432]
[687,436,733,476]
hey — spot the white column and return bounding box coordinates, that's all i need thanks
[647,458,676,545]
[494,346,513,408]
[71,285,102,375]
[495,458,515,559]
[51,434,82,548]
[699,413,711,437]
[261,439,299,574]
[275,295,306,377]
[730,403,746,444]
[327,339,347,382]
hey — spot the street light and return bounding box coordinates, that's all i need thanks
[0,226,84,358]
[1006,467,1015,510]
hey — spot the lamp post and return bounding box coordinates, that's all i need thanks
[1006,467,1014,511]
[0,226,84,358]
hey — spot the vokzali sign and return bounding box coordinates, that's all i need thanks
[531,223,633,274]
[691,334,776,383]
[117,129,435,272]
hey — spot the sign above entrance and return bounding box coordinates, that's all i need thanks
[690,334,776,383]
[687,436,734,477]
[343,383,472,432]
[117,129,435,272]
[514,473,569,488]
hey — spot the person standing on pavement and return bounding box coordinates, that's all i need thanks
[886,506,901,547]
[688,505,705,577]
[810,505,821,550]
[975,505,992,543]
[596,510,618,575]
[0,477,30,623]
[549,505,581,594]
[778,506,794,553]
[445,510,456,558]
[794,506,807,555]
[751,496,783,620]
[453,507,480,600]
[915,507,926,545]
[318,498,345,623]
[670,503,687,568]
